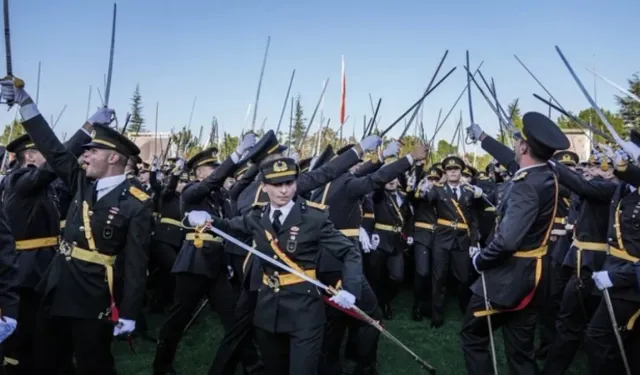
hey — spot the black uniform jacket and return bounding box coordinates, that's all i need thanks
[424,183,479,250]
[312,156,412,271]
[0,207,19,319]
[21,114,152,320]
[213,198,363,333]
[410,171,437,248]
[372,189,411,253]
[152,173,185,248]
[603,178,640,303]
[3,129,89,288]
[554,163,617,273]
[172,156,238,278]
[473,164,557,308]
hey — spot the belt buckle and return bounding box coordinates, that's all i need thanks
[267,274,281,291]
[59,241,72,260]
[451,221,459,229]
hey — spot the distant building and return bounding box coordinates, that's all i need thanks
[129,132,176,162]
[561,128,592,162]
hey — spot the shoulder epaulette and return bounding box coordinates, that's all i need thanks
[513,172,528,182]
[479,176,490,180]
[306,200,327,210]
[129,186,150,202]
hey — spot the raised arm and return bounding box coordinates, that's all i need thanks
[554,162,617,201]
[181,156,240,204]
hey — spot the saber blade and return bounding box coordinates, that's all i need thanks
[3,0,11,77]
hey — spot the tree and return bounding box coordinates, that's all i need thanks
[507,99,523,130]
[432,139,458,162]
[556,107,625,143]
[129,84,145,133]
[615,73,640,130]
[171,126,199,158]
[0,120,25,145]
[288,95,306,150]
[219,132,238,158]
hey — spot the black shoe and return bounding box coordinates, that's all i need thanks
[412,301,423,321]
[430,319,444,328]
[382,304,393,320]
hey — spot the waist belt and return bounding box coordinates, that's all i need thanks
[362,213,374,219]
[551,229,567,236]
[185,232,222,248]
[607,246,640,263]
[339,229,360,237]
[414,221,435,230]
[15,236,59,251]
[484,207,496,212]
[160,217,184,227]
[60,220,66,229]
[374,223,402,233]
[59,241,117,315]
[262,269,317,291]
[513,245,548,258]
[573,240,607,278]
[436,219,469,230]
[554,217,567,225]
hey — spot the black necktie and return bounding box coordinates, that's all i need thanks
[452,187,458,200]
[272,210,282,233]
[92,182,98,204]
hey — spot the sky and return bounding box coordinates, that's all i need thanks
[2,0,639,155]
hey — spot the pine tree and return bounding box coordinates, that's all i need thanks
[290,94,306,150]
[615,73,640,131]
[129,84,145,133]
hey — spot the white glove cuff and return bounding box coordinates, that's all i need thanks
[231,151,241,164]
[405,154,414,165]
[19,103,40,122]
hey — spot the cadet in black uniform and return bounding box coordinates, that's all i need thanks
[153,137,255,375]
[2,115,101,374]
[462,113,569,375]
[204,156,363,375]
[542,149,618,373]
[584,144,640,374]
[418,155,482,327]
[409,165,441,321]
[313,141,427,375]
[1,79,153,375]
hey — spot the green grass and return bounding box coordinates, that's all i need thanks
[116,291,588,374]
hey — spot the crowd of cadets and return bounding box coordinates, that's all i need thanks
[0,76,636,375]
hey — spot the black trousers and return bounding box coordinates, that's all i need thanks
[33,312,114,375]
[318,271,380,375]
[461,293,540,375]
[432,243,469,323]
[542,272,599,374]
[3,288,39,375]
[368,250,404,306]
[256,325,324,375]
[413,242,432,308]
[148,241,178,310]
[153,272,238,373]
[585,296,640,375]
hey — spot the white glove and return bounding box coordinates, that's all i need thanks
[600,144,615,161]
[0,77,29,106]
[592,271,613,290]
[330,290,356,309]
[472,185,483,198]
[407,236,414,245]
[469,246,480,258]
[235,133,256,156]
[0,317,17,344]
[619,140,640,163]
[187,210,212,227]
[113,318,136,336]
[152,155,159,168]
[466,123,484,141]
[370,233,380,250]
[472,253,481,273]
[614,149,630,169]
[382,140,401,159]
[87,107,115,125]
[420,178,432,197]
[359,227,372,253]
[359,135,382,153]
[173,158,186,175]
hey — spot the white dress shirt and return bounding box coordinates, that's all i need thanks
[447,184,461,199]
[269,200,295,224]
[95,174,127,201]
